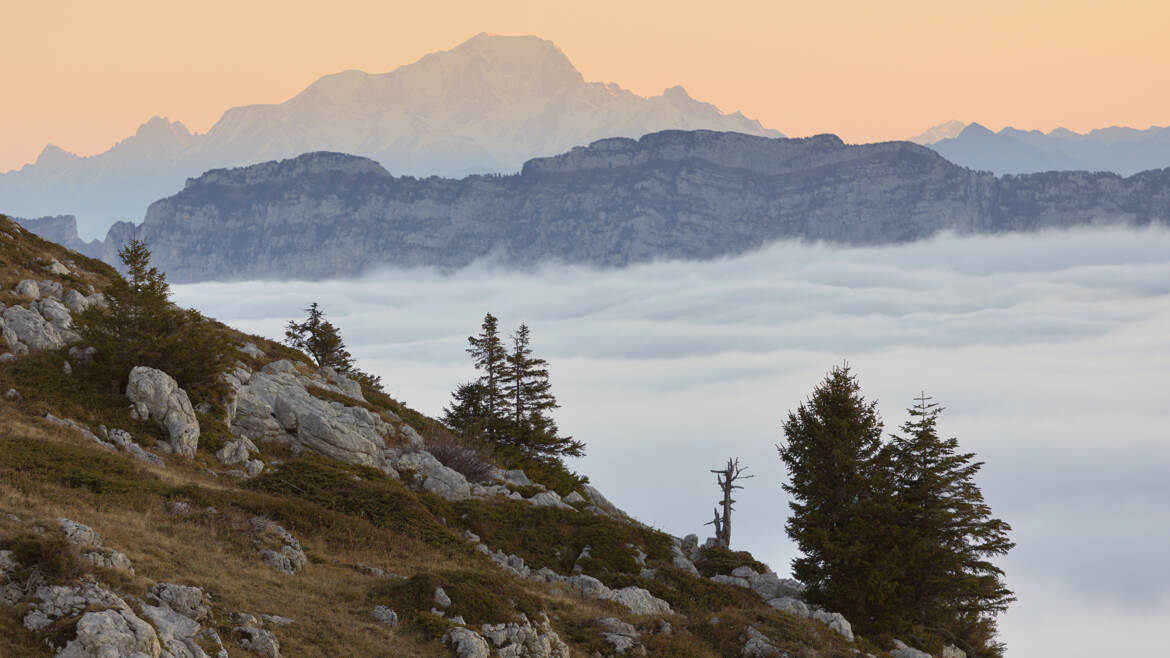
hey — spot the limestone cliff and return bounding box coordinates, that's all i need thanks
[126,130,1170,282]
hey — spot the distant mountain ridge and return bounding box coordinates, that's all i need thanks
[0,33,779,238]
[89,130,1170,283]
[921,121,1170,175]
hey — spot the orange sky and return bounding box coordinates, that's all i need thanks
[3,0,1168,172]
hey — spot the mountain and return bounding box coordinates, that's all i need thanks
[907,120,966,145]
[0,212,954,657]
[100,129,1170,283]
[927,122,1170,175]
[0,33,780,239]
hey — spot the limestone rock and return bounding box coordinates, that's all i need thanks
[598,587,672,615]
[1,303,68,352]
[890,639,933,658]
[14,280,39,299]
[59,518,102,547]
[480,613,570,657]
[125,366,200,458]
[527,491,572,510]
[239,342,266,359]
[0,353,15,363]
[251,518,307,574]
[598,617,640,655]
[394,451,471,501]
[63,289,90,313]
[233,626,281,658]
[216,437,257,466]
[371,606,398,627]
[84,550,134,573]
[43,258,70,275]
[710,574,750,589]
[810,609,853,642]
[562,491,586,504]
[741,625,781,657]
[766,596,808,617]
[435,586,452,608]
[149,583,211,622]
[57,608,162,658]
[229,361,395,472]
[942,645,967,658]
[4,388,19,401]
[140,601,210,658]
[444,626,491,658]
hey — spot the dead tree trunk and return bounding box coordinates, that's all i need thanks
[705,458,753,548]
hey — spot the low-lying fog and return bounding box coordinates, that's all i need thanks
[174,227,1170,656]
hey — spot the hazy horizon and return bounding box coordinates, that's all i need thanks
[173,226,1170,656]
[5,0,1170,171]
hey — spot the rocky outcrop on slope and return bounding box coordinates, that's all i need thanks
[126,366,201,458]
[121,130,1170,282]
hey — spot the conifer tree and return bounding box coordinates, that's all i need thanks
[776,364,901,630]
[502,323,583,459]
[465,313,508,437]
[76,238,232,395]
[442,381,490,440]
[886,394,1015,656]
[284,302,352,371]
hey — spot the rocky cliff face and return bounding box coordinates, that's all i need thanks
[127,130,1170,282]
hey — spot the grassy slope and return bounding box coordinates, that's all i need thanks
[0,214,890,657]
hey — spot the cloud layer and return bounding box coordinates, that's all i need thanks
[174,227,1170,656]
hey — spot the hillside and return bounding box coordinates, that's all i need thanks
[0,34,778,239]
[76,129,1170,282]
[0,214,986,657]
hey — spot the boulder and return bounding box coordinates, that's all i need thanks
[371,606,398,627]
[394,451,471,501]
[58,518,102,547]
[3,388,19,401]
[56,608,161,658]
[216,437,257,466]
[140,601,209,658]
[479,613,570,657]
[598,617,640,654]
[811,609,853,642]
[890,640,933,658]
[1,304,68,352]
[711,574,751,589]
[13,280,39,299]
[37,279,64,298]
[125,366,200,458]
[766,596,808,617]
[149,583,211,622]
[563,491,586,504]
[527,491,572,510]
[598,586,672,615]
[0,353,15,363]
[233,626,281,658]
[43,259,70,275]
[63,289,90,313]
[942,645,967,658]
[444,626,491,658]
[434,586,452,608]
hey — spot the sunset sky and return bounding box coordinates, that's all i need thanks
[3,0,1168,172]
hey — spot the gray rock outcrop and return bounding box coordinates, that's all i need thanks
[125,366,200,458]
[444,626,491,658]
[597,587,672,615]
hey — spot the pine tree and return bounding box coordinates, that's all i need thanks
[75,238,232,396]
[466,313,508,437]
[284,303,352,371]
[776,364,902,631]
[886,394,1015,656]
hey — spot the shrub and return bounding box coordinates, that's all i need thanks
[693,545,768,577]
[423,429,497,483]
[369,570,542,627]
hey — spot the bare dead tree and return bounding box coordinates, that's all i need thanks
[704,457,753,548]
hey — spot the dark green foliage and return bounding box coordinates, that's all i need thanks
[445,497,669,579]
[73,238,233,398]
[494,451,588,496]
[284,302,353,371]
[370,570,542,627]
[777,364,900,629]
[462,313,508,438]
[442,381,490,440]
[692,545,768,578]
[885,396,1015,656]
[245,455,457,548]
[0,432,167,508]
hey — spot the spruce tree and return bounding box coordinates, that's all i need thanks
[887,394,1015,656]
[75,238,232,396]
[442,381,490,440]
[503,323,583,459]
[776,364,901,631]
[466,313,508,437]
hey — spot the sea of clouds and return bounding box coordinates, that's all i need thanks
[174,226,1170,656]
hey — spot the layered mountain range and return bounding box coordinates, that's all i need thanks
[913,121,1170,175]
[91,130,1170,282]
[0,34,777,238]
